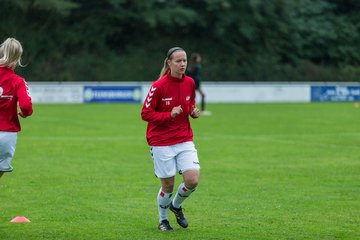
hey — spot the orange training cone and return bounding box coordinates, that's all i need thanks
[10,216,31,222]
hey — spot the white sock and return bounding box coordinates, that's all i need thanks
[172,182,196,209]
[157,188,172,222]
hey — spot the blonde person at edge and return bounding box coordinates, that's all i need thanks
[0,38,33,179]
[141,47,201,231]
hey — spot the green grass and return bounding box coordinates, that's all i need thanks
[1,103,360,239]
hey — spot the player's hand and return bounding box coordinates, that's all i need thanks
[18,112,26,118]
[190,106,200,118]
[171,105,183,118]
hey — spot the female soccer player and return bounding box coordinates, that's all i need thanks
[0,38,33,179]
[141,47,201,231]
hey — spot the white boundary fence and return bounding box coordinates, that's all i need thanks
[27,82,360,104]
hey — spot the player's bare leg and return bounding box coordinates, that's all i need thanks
[198,89,211,115]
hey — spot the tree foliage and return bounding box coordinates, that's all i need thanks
[0,0,359,81]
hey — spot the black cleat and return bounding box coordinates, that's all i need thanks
[170,203,188,228]
[158,220,174,231]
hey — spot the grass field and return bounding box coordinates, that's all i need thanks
[1,103,359,239]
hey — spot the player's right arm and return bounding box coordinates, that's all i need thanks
[16,78,33,118]
[141,84,172,124]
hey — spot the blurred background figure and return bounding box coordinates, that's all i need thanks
[188,53,211,116]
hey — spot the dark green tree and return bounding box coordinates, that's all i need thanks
[0,0,358,81]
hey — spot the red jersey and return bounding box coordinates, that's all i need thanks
[141,72,196,146]
[0,66,33,132]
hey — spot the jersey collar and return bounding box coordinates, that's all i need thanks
[167,71,184,82]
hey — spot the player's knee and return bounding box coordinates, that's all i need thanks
[161,178,175,192]
[185,177,199,189]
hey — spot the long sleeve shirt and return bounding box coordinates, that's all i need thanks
[0,66,33,132]
[141,72,196,146]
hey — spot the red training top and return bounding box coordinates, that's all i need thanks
[0,66,33,132]
[141,72,196,146]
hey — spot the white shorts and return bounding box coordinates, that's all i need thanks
[0,132,18,172]
[150,141,200,178]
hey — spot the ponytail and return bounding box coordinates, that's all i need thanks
[159,58,170,78]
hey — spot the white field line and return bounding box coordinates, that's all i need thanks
[20,136,144,141]
[20,133,359,149]
[197,133,360,149]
